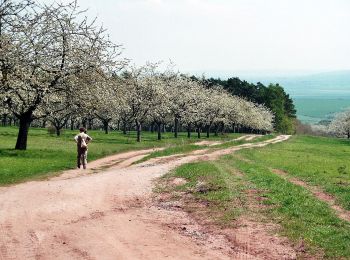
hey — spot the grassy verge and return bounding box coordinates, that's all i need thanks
[158,135,350,258]
[0,126,239,185]
[160,160,248,225]
[237,135,350,210]
[233,157,350,258]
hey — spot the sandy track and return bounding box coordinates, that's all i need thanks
[0,135,291,260]
[51,148,164,181]
[193,134,263,147]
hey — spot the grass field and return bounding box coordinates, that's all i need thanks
[160,135,350,258]
[0,126,239,185]
[238,135,350,210]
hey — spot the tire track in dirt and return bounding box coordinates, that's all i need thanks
[140,135,290,169]
[51,148,165,181]
[0,135,292,260]
[193,134,263,147]
[53,134,256,181]
[193,135,252,147]
[272,169,350,222]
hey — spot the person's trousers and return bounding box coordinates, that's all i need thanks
[77,147,88,169]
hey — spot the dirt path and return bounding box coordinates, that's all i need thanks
[193,134,263,147]
[51,148,164,181]
[0,135,291,260]
[272,169,350,222]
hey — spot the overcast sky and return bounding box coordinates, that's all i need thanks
[56,0,350,75]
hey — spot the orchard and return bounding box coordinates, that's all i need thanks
[0,0,273,150]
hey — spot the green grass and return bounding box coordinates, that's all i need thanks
[162,160,247,225]
[0,126,240,185]
[233,158,350,258]
[238,135,350,210]
[160,135,350,258]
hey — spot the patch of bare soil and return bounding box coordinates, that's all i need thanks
[272,169,350,222]
[154,165,314,260]
[193,134,261,147]
[0,135,291,259]
[233,135,261,142]
[234,135,253,141]
[194,140,222,146]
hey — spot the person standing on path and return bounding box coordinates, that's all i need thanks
[74,127,92,169]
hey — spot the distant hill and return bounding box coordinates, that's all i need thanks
[192,70,350,124]
[255,71,350,98]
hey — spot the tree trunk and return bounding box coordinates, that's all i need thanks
[103,120,109,134]
[2,114,7,126]
[187,125,191,138]
[174,117,179,138]
[214,125,219,136]
[70,119,74,131]
[122,121,127,134]
[53,119,63,136]
[197,127,201,139]
[15,111,33,150]
[348,131,350,139]
[206,125,210,138]
[136,122,142,142]
[221,122,225,135]
[151,122,155,133]
[157,123,162,140]
[88,118,93,130]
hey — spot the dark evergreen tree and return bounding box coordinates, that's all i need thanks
[197,76,296,134]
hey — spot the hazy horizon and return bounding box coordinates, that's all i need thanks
[45,0,350,124]
[51,0,350,73]
[186,69,350,79]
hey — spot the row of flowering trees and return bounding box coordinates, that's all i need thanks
[35,63,274,142]
[0,0,274,150]
[328,110,350,139]
[94,64,274,142]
